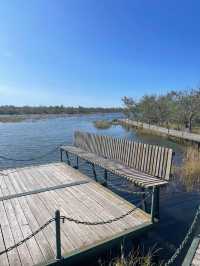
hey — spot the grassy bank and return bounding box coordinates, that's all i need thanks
[0,106,122,116]
[0,114,68,123]
[93,119,119,129]
[0,115,26,123]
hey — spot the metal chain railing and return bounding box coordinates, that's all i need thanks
[60,191,152,225]
[165,205,200,266]
[0,218,55,256]
[0,191,152,257]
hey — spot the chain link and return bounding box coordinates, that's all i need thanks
[165,205,200,266]
[60,191,152,225]
[0,218,55,256]
[0,191,152,256]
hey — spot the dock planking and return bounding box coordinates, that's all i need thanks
[0,163,153,266]
[191,241,200,266]
[182,235,200,266]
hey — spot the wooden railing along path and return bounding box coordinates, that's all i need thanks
[119,119,200,145]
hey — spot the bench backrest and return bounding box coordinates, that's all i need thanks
[74,131,174,180]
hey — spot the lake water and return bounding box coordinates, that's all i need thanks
[0,113,183,169]
[0,113,198,264]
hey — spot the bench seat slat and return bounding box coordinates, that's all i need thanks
[61,145,168,188]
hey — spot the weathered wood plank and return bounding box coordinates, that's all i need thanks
[0,163,153,266]
[62,145,168,188]
[7,171,55,261]
[73,131,173,183]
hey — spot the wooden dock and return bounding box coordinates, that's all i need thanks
[119,118,200,146]
[182,235,200,266]
[0,162,153,266]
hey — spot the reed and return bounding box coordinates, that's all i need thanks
[180,147,200,191]
[104,245,161,266]
[93,120,112,129]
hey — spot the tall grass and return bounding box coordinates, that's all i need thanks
[100,245,162,266]
[180,147,200,191]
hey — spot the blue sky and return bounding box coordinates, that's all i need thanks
[0,0,200,107]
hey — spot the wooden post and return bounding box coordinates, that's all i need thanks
[65,151,71,165]
[60,149,63,162]
[55,210,62,260]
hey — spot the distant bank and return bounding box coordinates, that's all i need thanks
[0,106,122,123]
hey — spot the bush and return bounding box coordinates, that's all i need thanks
[93,120,112,129]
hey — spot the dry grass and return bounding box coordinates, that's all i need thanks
[101,245,162,266]
[93,120,112,129]
[0,115,25,123]
[192,127,200,134]
[180,147,200,191]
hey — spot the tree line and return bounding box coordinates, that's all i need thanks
[0,105,122,115]
[122,88,200,132]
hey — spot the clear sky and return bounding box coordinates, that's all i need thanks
[0,0,200,107]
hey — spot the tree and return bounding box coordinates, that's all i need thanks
[121,96,139,120]
[174,89,200,132]
[138,95,159,124]
[122,88,200,132]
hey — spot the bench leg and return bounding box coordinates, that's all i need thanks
[151,187,156,223]
[151,187,160,222]
[73,156,79,169]
[103,169,108,187]
[76,156,79,169]
[65,151,71,165]
[141,188,147,212]
[60,149,63,162]
[155,187,160,219]
[91,163,97,182]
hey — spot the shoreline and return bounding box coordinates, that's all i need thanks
[119,118,200,148]
[0,112,122,123]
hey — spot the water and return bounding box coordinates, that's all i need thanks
[0,113,183,168]
[0,113,198,264]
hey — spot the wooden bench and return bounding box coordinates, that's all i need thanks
[60,131,174,218]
